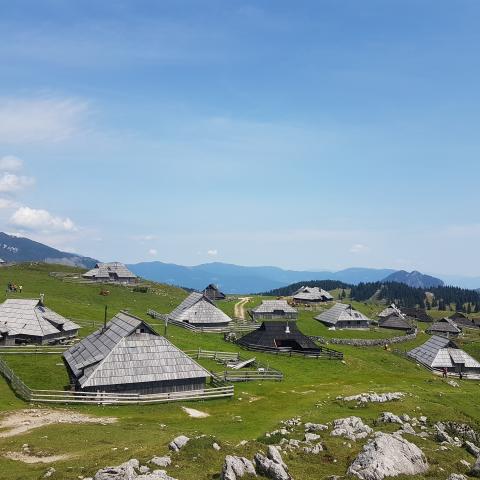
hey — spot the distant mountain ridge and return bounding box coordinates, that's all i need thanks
[0,232,98,269]
[128,261,397,293]
[383,270,444,289]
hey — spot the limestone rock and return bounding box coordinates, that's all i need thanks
[254,447,291,480]
[331,417,373,441]
[402,423,416,435]
[213,442,221,451]
[465,441,480,457]
[448,475,467,480]
[150,457,171,468]
[220,455,256,480]
[304,432,321,442]
[470,456,480,478]
[304,423,328,432]
[93,459,140,480]
[347,432,429,480]
[43,467,56,478]
[168,435,190,452]
[340,392,405,404]
[377,412,403,425]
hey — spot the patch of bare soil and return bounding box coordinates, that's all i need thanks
[3,451,73,464]
[0,409,117,438]
[181,407,210,418]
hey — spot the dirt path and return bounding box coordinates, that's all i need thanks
[234,297,251,320]
[4,451,73,464]
[0,409,117,438]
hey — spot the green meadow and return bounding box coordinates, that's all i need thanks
[0,264,479,480]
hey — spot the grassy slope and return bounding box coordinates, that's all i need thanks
[0,265,478,480]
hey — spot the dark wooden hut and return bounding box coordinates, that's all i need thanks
[237,321,320,353]
[203,284,226,301]
[378,314,415,332]
[426,318,462,337]
[250,300,298,321]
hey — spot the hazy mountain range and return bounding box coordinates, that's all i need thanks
[0,232,98,269]
[2,231,480,292]
[127,261,443,293]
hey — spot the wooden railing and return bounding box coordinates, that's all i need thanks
[0,354,234,405]
[236,342,344,359]
[147,309,260,334]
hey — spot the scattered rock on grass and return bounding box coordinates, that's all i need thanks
[465,441,480,457]
[150,457,171,468]
[304,423,328,432]
[168,436,189,452]
[347,432,428,480]
[254,446,291,480]
[339,392,405,404]
[220,455,256,480]
[331,417,373,441]
[377,412,403,425]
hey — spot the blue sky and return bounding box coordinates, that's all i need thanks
[0,0,480,275]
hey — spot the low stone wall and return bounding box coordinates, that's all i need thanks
[311,331,417,347]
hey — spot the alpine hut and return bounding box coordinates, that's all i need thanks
[293,286,333,304]
[378,303,403,319]
[0,298,79,345]
[203,284,226,301]
[448,312,479,330]
[426,318,462,337]
[63,311,211,394]
[82,262,137,284]
[237,321,321,354]
[250,300,298,321]
[378,314,414,332]
[168,292,232,328]
[407,335,480,377]
[402,308,432,323]
[315,303,370,329]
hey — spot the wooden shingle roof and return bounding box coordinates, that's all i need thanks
[63,311,155,382]
[427,318,462,335]
[251,300,297,314]
[78,333,210,388]
[314,303,370,326]
[378,314,414,331]
[0,298,79,338]
[407,335,453,367]
[378,303,404,319]
[83,262,137,280]
[168,292,232,325]
[293,286,333,302]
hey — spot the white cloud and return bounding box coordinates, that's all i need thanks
[0,155,23,171]
[349,243,369,253]
[10,206,77,233]
[0,198,19,209]
[207,249,218,257]
[148,248,158,256]
[0,173,35,192]
[0,96,89,144]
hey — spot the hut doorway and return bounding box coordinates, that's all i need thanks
[274,338,302,350]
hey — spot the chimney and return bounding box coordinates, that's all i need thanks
[39,293,45,305]
[103,305,108,331]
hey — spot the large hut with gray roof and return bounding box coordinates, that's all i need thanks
[426,318,462,337]
[315,303,370,329]
[407,335,480,377]
[0,298,79,345]
[168,292,232,328]
[293,286,333,304]
[82,262,137,284]
[63,311,211,394]
[250,300,297,321]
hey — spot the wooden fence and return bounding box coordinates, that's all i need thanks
[0,355,234,405]
[236,342,344,359]
[186,349,283,382]
[147,309,260,334]
[0,345,69,354]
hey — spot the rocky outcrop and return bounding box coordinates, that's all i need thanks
[220,455,256,480]
[339,392,405,404]
[168,435,190,452]
[149,457,171,468]
[347,433,428,480]
[447,475,467,480]
[304,422,328,432]
[331,417,373,441]
[93,459,177,480]
[254,446,291,480]
[465,441,480,457]
[471,456,480,478]
[377,412,403,425]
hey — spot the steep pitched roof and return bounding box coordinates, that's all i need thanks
[314,303,370,326]
[203,284,226,300]
[407,335,454,367]
[78,333,210,388]
[378,314,414,331]
[83,262,137,280]
[402,308,432,322]
[238,321,319,351]
[251,300,297,314]
[63,311,155,381]
[427,318,462,335]
[168,292,232,325]
[0,298,79,338]
[293,286,333,302]
[378,303,404,319]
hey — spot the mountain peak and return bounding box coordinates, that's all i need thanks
[382,270,444,289]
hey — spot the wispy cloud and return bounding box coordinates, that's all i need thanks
[349,243,369,253]
[0,96,89,144]
[207,249,218,257]
[0,172,35,192]
[0,155,23,171]
[148,248,158,256]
